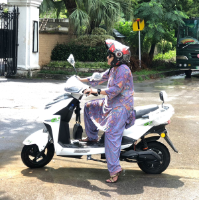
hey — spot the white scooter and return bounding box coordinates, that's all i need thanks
[21,55,178,174]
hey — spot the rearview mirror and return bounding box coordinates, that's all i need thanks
[67,54,75,67]
[67,54,77,74]
[159,91,168,103]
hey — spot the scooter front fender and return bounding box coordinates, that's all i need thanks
[23,129,49,152]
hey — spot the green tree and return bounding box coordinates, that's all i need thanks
[132,0,187,59]
[39,0,66,19]
[176,0,199,18]
[40,0,133,34]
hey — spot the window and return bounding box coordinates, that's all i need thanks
[33,21,38,53]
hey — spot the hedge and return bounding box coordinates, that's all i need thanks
[51,44,108,62]
[47,61,109,69]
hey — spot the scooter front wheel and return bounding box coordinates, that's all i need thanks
[21,143,54,168]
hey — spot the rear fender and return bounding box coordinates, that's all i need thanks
[136,136,160,150]
[23,129,49,152]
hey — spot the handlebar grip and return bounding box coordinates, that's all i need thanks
[85,91,98,96]
[92,93,98,96]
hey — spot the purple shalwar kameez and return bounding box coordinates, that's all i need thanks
[84,64,135,176]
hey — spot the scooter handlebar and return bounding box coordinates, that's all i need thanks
[85,91,98,96]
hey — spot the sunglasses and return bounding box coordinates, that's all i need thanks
[108,54,114,58]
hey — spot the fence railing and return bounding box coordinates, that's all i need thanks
[0,4,19,77]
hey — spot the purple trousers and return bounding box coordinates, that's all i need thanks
[84,99,129,176]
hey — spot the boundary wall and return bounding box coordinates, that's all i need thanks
[39,32,74,66]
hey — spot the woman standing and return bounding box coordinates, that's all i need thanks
[78,39,135,183]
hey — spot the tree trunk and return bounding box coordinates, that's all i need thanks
[149,43,156,61]
[88,20,100,34]
[63,0,76,15]
[62,0,77,34]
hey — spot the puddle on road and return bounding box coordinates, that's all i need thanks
[154,72,199,90]
[134,72,199,93]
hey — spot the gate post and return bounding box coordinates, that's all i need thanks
[7,0,43,76]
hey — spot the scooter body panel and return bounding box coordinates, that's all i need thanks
[123,104,174,140]
[123,124,153,140]
[23,129,49,151]
[43,115,61,152]
[55,144,132,156]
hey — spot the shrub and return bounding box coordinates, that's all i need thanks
[51,33,115,62]
[157,41,173,53]
[51,44,108,62]
[91,27,107,35]
[128,55,148,72]
[129,53,176,73]
[73,34,115,46]
[154,50,176,60]
[47,61,110,69]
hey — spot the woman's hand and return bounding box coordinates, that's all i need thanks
[76,76,89,83]
[76,76,82,81]
[83,88,97,96]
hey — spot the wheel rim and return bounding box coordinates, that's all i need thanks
[144,148,164,170]
[27,145,48,165]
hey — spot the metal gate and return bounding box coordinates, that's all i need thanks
[0,5,19,77]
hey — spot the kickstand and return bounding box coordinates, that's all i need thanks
[87,155,92,160]
[87,155,107,163]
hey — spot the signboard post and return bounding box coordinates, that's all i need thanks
[133,18,145,68]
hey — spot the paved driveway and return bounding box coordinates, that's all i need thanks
[0,74,199,200]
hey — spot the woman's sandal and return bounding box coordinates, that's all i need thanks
[106,170,122,183]
[79,137,98,142]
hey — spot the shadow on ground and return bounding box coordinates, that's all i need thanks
[0,117,43,167]
[21,167,184,197]
[0,191,13,200]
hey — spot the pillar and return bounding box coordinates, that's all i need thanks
[7,0,43,75]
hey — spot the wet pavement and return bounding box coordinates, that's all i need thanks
[0,73,199,200]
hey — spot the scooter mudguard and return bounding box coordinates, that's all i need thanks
[23,129,49,152]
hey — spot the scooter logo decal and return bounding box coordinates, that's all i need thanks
[144,121,153,126]
[51,117,60,122]
[74,150,90,153]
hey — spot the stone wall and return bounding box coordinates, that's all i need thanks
[39,32,75,66]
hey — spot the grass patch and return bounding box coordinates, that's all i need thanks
[160,74,165,78]
[154,50,176,60]
[137,76,144,81]
[133,69,159,76]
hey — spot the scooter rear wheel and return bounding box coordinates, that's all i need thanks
[138,141,170,174]
[21,143,54,168]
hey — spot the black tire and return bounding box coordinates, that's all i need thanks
[185,70,192,78]
[21,143,54,168]
[137,141,170,174]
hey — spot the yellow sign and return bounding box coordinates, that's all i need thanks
[133,18,145,31]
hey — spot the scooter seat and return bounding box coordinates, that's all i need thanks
[134,105,159,119]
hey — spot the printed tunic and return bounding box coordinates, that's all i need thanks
[84,64,135,176]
